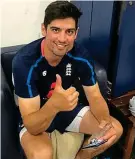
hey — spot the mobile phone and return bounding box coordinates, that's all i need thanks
[82,138,108,149]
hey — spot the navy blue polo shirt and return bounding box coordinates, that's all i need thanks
[12,38,97,133]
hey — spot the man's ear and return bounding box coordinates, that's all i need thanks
[75,27,79,40]
[41,23,47,37]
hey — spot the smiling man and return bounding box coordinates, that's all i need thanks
[12,1,123,159]
[44,19,77,56]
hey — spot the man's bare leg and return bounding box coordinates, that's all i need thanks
[21,131,53,159]
[76,110,123,159]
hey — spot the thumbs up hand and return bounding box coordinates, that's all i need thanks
[49,74,79,112]
[54,74,64,92]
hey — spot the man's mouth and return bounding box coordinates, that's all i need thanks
[55,43,67,50]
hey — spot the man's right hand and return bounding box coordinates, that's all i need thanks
[49,74,79,112]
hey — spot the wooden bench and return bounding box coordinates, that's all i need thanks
[108,90,135,159]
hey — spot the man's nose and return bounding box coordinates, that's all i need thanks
[58,31,67,43]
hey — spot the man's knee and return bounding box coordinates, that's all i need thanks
[100,118,123,150]
[113,118,123,141]
[116,123,123,140]
[31,146,53,159]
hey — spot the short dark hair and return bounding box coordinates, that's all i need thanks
[44,0,82,29]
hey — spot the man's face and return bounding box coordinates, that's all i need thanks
[42,18,78,57]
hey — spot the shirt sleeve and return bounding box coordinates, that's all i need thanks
[77,55,97,86]
[12,55,39,98]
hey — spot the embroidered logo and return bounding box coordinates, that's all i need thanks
[66,63,72,76]
[42,71,47,76]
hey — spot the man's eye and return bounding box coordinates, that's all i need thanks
[67,30,74,35]
[52,28,59,33]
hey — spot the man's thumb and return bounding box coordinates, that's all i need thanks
[55,74,62,88]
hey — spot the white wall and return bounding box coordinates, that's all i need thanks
[1,0,54,47]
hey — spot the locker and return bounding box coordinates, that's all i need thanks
[111,1,135,97]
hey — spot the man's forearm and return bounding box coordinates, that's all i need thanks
[90,96,111,124]
[23,99,58,135]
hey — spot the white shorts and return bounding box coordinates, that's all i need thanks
[65,106,90,132]
[19,106,90,141]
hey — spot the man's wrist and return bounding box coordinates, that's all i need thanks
[46,98,59,114]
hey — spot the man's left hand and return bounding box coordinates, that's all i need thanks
[98,121,117,144]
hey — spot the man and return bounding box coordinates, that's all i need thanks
[12,1,123,159]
